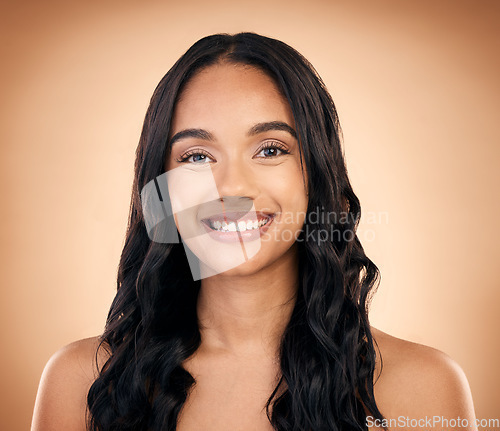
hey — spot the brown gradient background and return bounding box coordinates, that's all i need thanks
[1,0,498,429]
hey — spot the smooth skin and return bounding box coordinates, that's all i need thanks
[31,64,477,431]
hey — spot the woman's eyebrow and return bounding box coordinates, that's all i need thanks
[248,121,297,139]
[169,121,297,147]
[169,129,214,147]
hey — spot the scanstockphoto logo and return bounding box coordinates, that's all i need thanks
[366,415,500,430]
[140,165,389,280]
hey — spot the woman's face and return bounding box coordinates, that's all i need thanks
[164,62,308,278]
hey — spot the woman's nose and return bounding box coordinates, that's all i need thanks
[214,158,259,199]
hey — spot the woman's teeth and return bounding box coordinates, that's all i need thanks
[209,217,271,232]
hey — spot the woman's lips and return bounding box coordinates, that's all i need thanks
[200,212,275,243]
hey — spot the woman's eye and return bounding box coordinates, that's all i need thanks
[256,142,290,158]
[176,143,289,163]
[177,151,214,164]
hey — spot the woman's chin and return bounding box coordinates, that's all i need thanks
[199,254,268,279]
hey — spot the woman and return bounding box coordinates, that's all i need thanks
[31,32,476,431]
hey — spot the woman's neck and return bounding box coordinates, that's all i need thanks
[196,244,300,362]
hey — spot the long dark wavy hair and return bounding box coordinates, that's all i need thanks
[86,32,386,431]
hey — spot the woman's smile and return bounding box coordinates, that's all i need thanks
[200,211,276,243]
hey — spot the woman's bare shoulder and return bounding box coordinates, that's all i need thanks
[371,326,453,368]
[369,327,476,427]
[31,336,110,431]
[53,335,109,370]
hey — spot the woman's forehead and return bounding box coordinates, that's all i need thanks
[171,63,295,132]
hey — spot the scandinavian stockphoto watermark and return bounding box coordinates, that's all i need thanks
[140,166,389,280]
[366,415,500,430]
[259,207,389,245]
[140,167,263,281]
